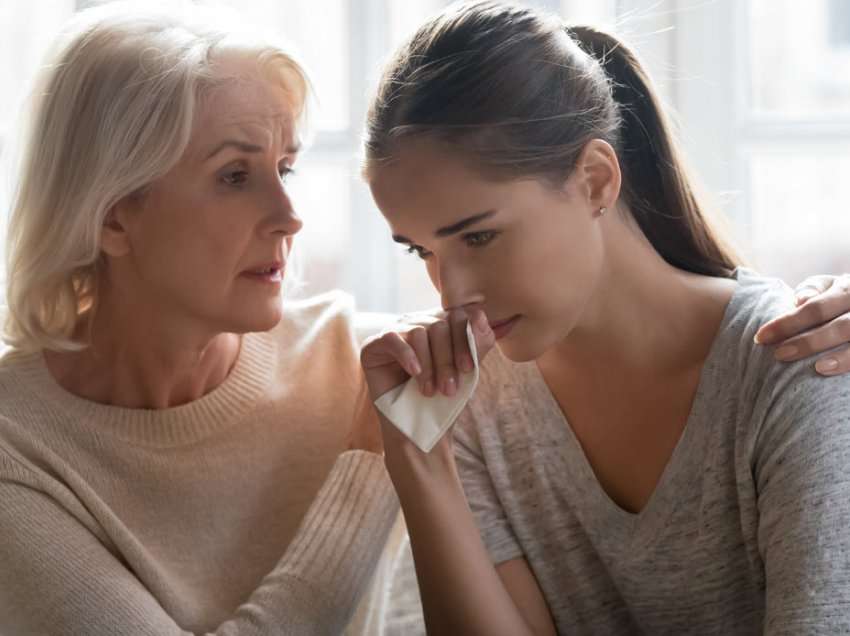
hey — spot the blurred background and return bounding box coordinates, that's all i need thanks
[1,0,848,313]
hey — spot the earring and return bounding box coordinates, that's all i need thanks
[596,206,607,217]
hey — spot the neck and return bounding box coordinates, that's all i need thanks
[538,215,736,384]
[44,284,241,410]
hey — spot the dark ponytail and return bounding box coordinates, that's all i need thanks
[364,1,740,277]
[566,25,739,276]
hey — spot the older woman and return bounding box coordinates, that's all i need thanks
[0,4,402,635]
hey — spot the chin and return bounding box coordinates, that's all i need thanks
[228,301,284,334]
[494,337,543,363]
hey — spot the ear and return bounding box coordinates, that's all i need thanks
[571,139,621,214]
[100,198,135,258]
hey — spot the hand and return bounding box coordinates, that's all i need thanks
[754,273,850,375]
[360,306,495,403]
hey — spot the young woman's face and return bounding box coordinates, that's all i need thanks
[369,138,607,362]
[112,59,302,335]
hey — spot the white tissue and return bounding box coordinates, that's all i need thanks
[374,322,479,452]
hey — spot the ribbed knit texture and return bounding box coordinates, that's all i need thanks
[0,291,400,635]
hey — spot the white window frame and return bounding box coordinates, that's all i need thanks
[674,0,850,243]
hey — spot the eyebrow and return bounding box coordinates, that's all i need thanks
[392,210,498,245]
[205,140,301,160]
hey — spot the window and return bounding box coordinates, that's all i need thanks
[2,1,845,314]
[676,0,850,285]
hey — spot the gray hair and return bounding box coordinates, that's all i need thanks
[3,0,310,352]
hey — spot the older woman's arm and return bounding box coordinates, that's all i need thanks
[0,448,397,636]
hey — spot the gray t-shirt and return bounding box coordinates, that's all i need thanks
[453,268,850,635]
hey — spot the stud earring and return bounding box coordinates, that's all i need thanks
[596,206,607,217]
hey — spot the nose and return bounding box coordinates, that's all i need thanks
[267,187,303,237]
[434,256,483,312]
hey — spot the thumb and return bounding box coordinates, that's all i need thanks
[467,308,496,360]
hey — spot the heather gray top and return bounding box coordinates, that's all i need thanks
[454,268,850,635]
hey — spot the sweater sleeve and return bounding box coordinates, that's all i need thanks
[0,449,399,636]
[754,371,850,635]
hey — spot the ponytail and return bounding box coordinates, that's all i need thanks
[567,25,739,276]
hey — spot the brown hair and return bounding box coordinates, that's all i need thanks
[363,1,740,277]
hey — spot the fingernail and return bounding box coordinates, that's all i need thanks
[474,314,490,336]
[816,357,839,374]
[774,345,798,361]
[444,376,457,396]
[410,359,422,376]
[424,380,434,396]
[753,330,766,344]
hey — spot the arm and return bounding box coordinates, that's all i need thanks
[755,273,850,375]
[0,449,397,636]
[755,374,850,634]
[361,308,556,636]
[382,424,556,636]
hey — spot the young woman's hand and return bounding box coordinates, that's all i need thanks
[360,307,495,403]
[755,273,850,375]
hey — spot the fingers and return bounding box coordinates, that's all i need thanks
[362,331,422,377]
[390,309,491,398]
[407,326,435,397]
[755,274,850,345]
[812,344,850,377]
[792,274,837,306]
[466,307,496,359]
[772,314,850,359]
[449,310,474,373]
[428,319,457,397]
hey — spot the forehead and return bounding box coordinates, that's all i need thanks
[191,65,299,151]
[370,140,501,222]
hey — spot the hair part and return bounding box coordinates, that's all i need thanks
[3,0,310,353]
[363,1,741,278]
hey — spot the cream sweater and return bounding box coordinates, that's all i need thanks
[0,292,401,635]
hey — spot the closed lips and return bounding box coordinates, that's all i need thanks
[489,316,517,329]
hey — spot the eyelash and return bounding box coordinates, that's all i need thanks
[220,166,295,187]
[406,230,499,259]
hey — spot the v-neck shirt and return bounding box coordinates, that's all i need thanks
[453,268,850,634]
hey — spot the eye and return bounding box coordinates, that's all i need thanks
[221,170,249,186]
[405,244,432,260]
[463,230,498,248]
[278,166,296,183]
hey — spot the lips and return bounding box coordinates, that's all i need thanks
[241,261,284,283]
[488,314,521,340]
[489,315,518,330]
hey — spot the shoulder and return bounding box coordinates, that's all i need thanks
[353,311,398,346]
[716,270,850,458]
[279,289,358,332]
[266,289,361,353]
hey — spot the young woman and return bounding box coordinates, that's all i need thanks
[360,2,850,634]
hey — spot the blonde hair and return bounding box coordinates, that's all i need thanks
[3,1,310,353]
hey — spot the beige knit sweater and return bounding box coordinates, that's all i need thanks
[0,291,401,636]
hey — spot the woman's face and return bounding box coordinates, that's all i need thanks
[109,59,302,335]
[369,138,607,363]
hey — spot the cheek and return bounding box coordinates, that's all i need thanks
[521,220,602,307]
[133,195,251,293]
